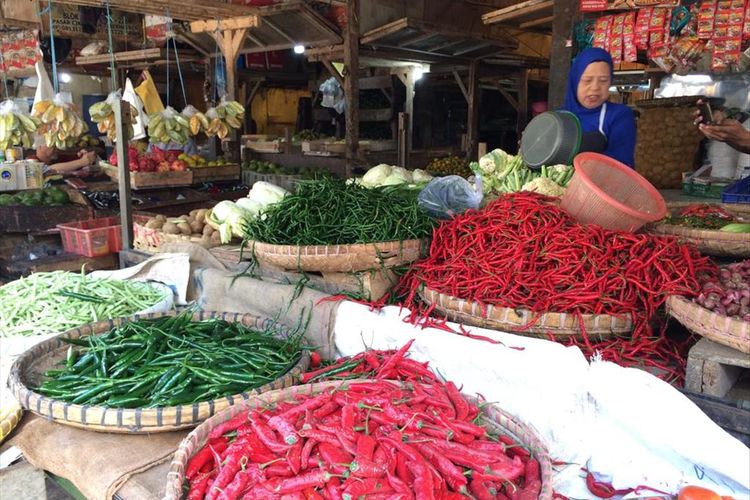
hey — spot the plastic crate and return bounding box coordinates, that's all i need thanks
[722,176,750,204]
[241,170,303,192]
[682,181,726,199]
[57,217,122,257]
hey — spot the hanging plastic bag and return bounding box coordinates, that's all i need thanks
[147,106,190,145]
[205,95,245,139]
[319,77,345,114]
[123,77,148,140]
[135,70,165,115]
[182,105,209,136]
[32,92,86,150]
[89,89,139,142]
[418,175,484,219]
[0,99,40,150]
[32,60,55,109]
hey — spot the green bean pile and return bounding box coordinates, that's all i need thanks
[0,271,167,337]
[242,178,435,245]
[36,314,304,408]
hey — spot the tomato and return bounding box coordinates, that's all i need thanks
[678,486,722,500]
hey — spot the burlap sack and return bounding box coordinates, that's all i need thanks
[9,415,186,500]
[193,267,340,359]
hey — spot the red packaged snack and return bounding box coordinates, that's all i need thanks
[697,1,718,39]
[744,4,750,38]
[650,7,668,31]
[593,15,613,51]
[624,12,638,62]
[635,7,653,49]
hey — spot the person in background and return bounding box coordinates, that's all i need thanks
[32,144,99,176]
[562,47,637,167]
[694,100,750,155]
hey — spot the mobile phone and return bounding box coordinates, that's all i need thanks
[698,102,714,125]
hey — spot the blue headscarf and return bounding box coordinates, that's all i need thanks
[563,47,614,114]
[562,47,636,167]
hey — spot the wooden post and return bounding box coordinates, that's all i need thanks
[404,69,415,154]
[114,100,133,253]
[344,0,360,177]
[466,60,480,161]
[398,112,409,169]
[548,0,577,109]
[517,69,529,137]
[211,28,248,100]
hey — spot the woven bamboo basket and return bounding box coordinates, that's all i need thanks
[0,401,23,443]
[163,380,554,500]
[420,287,632,339]
[646,202,750,258]
[7,311,309,434]
[666,295,750,354]
[247,238,429,273]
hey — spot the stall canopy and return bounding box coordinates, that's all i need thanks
[178,1,341,56]
[482,0,555,31]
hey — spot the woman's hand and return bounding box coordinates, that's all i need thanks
[78,150,98,165]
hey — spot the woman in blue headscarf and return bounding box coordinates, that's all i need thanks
[562,48,636,167]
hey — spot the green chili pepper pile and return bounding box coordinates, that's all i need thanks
[241,178,435,245]
[36,314,304,408]
[0,271,167,337]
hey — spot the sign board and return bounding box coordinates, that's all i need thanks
[41,5,142,42]
[581,0,680,10]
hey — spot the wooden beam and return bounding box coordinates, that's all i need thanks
[517,69,529,135]
[263,18,295,44]
[76,48,162,66]
[466,60,480,161]
[397,32,438,48]
[519,15,554,29]
[191,16,259,34]
[321,60,344,87]
[404,69,415,154]
[452,70,469,103]
[453,42,492,57]
[344,0,360,176]
[548,0,577,109]
[360,18,409,45]
[54,0,253,22]
[497,87,519,111]
[482,0,554,25]
[246,81,262,108]
[213,28,248,100]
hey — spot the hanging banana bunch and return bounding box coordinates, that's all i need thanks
[88,99,137,141]
[182,105,210,136]
[32,98,87,150]
[205,99,245,139]
[0,101,40,150]
[147,106,191,145]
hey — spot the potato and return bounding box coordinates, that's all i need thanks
[162,222,180,235]
[145,218,164,229]
[210,231,222,243]
[201,234,212,245]
[202,224,214,236]
[177,222,192,235]
[155,214,167,222]
[189,221,204,234]
[189,209,200,218]
[195,211,206,224]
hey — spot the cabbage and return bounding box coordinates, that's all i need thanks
[412,169,433,183]
[236,197,263,215]
[210,200,256,243]
[248,181,289,206]
[361,164,393,187]
[390,166,413,183]
[521,177,566,197]
[479,149,511,175]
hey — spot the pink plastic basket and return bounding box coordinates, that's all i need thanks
[561,153,667,232]
[57,217,122,257]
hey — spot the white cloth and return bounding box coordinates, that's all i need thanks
[333,302,750,498]
[123,78,148,140]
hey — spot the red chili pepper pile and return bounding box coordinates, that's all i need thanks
[185,378,541,500]
[301,341,437,385]
[678,204,734,220]
[392,193,717,383]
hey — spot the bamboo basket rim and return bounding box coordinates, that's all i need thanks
[247,238,429,273]
[647,223,750,242]
[420,286,632,339]
[666,295,750,354]
[7,311,309,434]
[163,379,554,500]
[249,238,428,256]
[0,401,23,444]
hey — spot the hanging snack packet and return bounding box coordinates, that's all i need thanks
[636,7,653,50]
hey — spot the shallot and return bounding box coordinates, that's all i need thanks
[695,260,750,322]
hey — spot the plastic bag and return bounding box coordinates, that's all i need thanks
[418,175,483,219]
[123,77,148,140]
[320,77,345,114]
[0,99,38,150]
[32,60,54,108]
